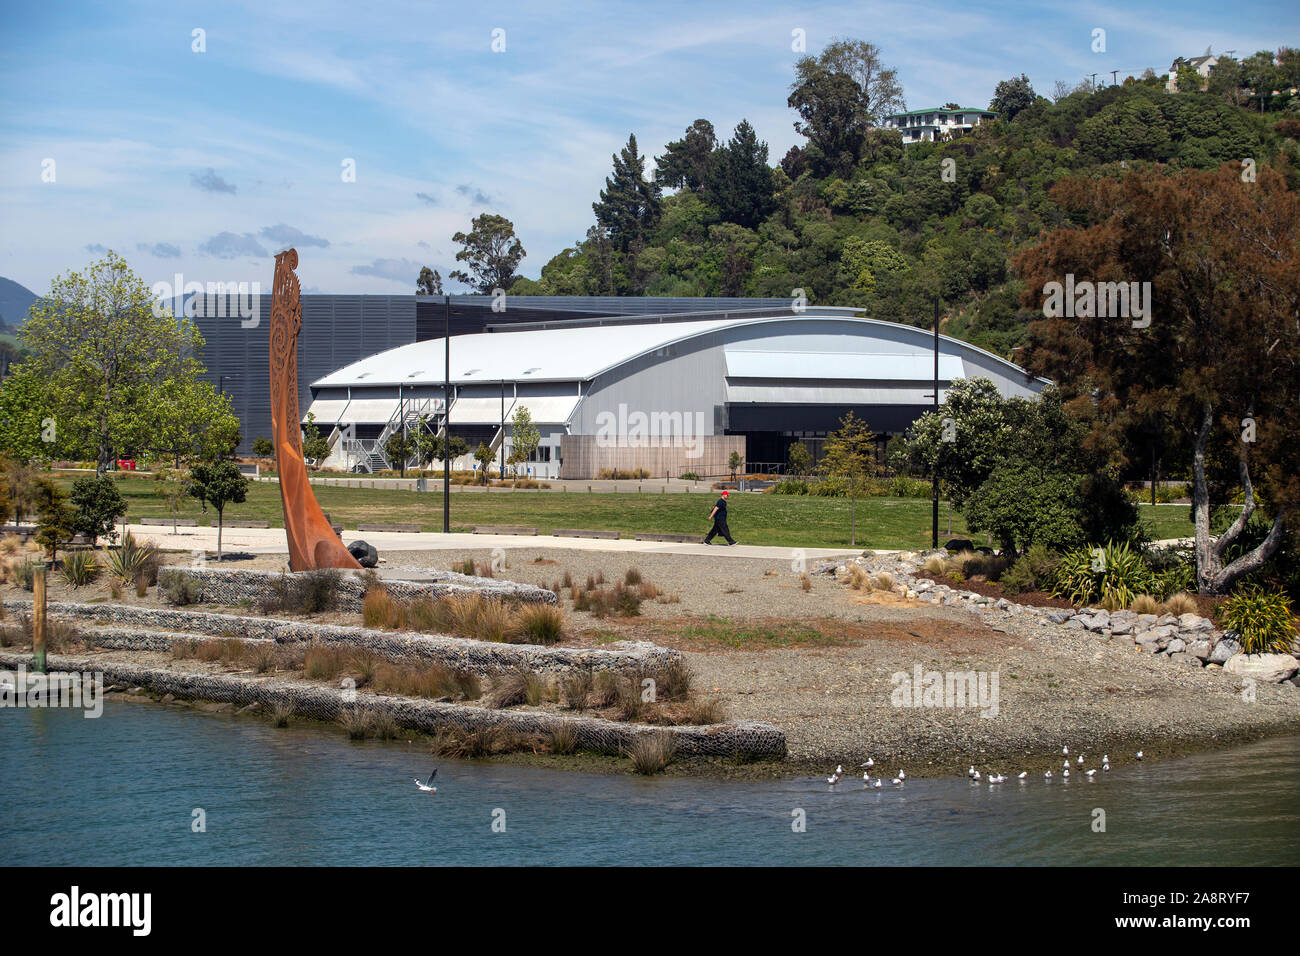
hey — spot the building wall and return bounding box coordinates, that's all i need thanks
[559,434,744,479]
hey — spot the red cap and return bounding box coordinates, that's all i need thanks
[721,490,729,496]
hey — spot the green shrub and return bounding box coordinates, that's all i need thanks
[105,530,157,584]
[60,550,98,587]
[1053,541,1154,608]
[69,474,128,547]
[772,479,809,495]
[1219,587,1297,654]
[161,573,202,606]
[679,472,699,481]
[1000,544,1061,594]
[886,475,931,498]
[965,467,1089,555]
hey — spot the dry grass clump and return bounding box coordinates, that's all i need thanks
[0,533,23,556]
[555,660,721,727]
[486,666,551,708]
[874,572,895,591]
[1162,592,1198,616]
[362,586,566,645]
[845,564,872,591]
[453,557,494,578]
[573,580,643,618]
[427,723,538,758]
[800,573,812,592]
[624,731,677,775]
[547,721,578,755]
[1129,594,1161,615]
[922,555,947,575]
[271,702,294,727]
[0,613,85,652]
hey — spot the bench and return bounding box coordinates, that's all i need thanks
[473,525,539,535]
[225,519,271,528]
[633,532,707,544]
[140,517,198,527]
[357,523,421,533]
[552,528,620,539]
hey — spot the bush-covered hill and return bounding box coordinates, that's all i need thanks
[509,68,1299,360]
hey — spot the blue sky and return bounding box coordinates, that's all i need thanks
[1,0,1295,297]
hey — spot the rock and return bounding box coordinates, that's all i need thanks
[944,538,974,552]
[160,693,176,704]
[1188,639,1213,662]
[1084,611,1110,632]
[1156,613,1178,627]
[347,540,379,568]
[1166,638,1187,654]
[1209,637,1241,665]
[1064,616,1087,629]
[1135,625,1176,644]
[994,598,1009,610]
[1169,652,1201,666]
[1223,653,1300,683]
[1178,613,1213,632]
[1135,614,1158,629]
[1047,611,1072,624]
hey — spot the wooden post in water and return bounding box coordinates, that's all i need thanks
[33,563,47,673]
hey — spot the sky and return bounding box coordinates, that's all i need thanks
[0,0,1296,297]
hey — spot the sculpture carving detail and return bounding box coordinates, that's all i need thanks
[270,248,361,571]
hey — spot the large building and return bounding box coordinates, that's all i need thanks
[189,294,795,458]
[305,306,1048,479]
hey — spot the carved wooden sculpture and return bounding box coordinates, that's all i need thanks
[269,248,361,571]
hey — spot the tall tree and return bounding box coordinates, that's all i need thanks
[788,65,870,177]
[593,134,662,250]
[450,214,526,292]
[416,266,444,295]
[988,74,1037,120]
[655,119,717,192]
[705,120,776,229]
[794,38,905,126]
[1015,164,1300,594]
[15,251,211,474]
[506,405,541,475]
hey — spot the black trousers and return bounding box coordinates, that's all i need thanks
[705,518,734,544]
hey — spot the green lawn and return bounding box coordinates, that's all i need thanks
[64,475,1197,550]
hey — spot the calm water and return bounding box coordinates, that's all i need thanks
[3,698,1298,866]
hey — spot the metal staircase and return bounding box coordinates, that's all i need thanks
[345,397,449,473]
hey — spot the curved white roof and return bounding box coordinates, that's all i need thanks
[313,313,1046,388]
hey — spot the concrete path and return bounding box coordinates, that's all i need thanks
[123,523,867,563]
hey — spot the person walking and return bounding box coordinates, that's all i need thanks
[705,489,736,545]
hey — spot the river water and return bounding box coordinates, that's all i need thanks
[3,698,1297,866]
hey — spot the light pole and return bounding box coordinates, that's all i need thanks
[443,295,451,533]
[932,297,940,551]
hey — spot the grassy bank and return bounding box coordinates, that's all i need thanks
[57,474,1197,550]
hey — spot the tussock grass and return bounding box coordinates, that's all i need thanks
[625,731,676,774]
[547,722,578,755]
[1162,592,1199,616]
[1130,594,1161,615]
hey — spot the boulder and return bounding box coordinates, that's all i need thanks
[1165,637,1187,655]
[1209,637,1241,665]
[1188,639,1213,662]
[1169,652,1201,667]
[1222,653,1300,684]
[1084,611,1110,632]
[347,539,379,568]
[1178,613,1213,632]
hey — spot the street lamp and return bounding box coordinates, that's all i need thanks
[218,373,239,397]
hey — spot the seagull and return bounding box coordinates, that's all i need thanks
[873,779,883,788]
[1062,746,1069,755]
[827,773,840,785]
[968,765,977,778]
[1062,768,1070,777]
[892,777,903,785]
[863,771,870,782]
[1136,751,1144,760]
[1102,754,1109,764]
[1044,770,1053,778]
[1063,760,1070,769]
[972,771,981,781]
[413,767,438,794]
[836,765,844,774]
[1085,769,1097,777]
[861,758,874,768]
[1076,755,1084,765]
[898,770,906,780]
[1018,771,1028,779]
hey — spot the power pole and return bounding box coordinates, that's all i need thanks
[33,563,47,673]
[443,295,451,533]
[931,297,940,550]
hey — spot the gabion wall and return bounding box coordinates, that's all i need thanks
[0,650,787,760]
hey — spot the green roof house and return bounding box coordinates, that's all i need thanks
[882,107,997,144]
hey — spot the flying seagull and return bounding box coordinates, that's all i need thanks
[413,767,438,794]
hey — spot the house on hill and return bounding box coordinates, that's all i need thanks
[881,107,997,144]
[1166,54,1218,92]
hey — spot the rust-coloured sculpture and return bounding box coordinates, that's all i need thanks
[270,248,361,571]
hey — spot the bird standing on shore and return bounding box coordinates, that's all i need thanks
[1085,769,1097,777]
[1018,772,1028,779]
[413,768,438,794]
[1044,770,1052,778]
[861,758,874,769]
[1062,746,1069,755]
[1136,751,1144,760]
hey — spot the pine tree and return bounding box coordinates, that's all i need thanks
[706,120,775,229]
[593,134,662,250]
